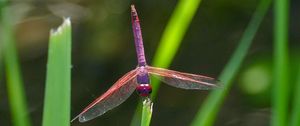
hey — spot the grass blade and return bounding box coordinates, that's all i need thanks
[291,65,300,126]
[0,1,4,82]
[130,0,202,125]
[151,0,202,98]
[272,0,289,125]
[42,18,72,126]
[1,3,32,126]
[191,0,272,126]
[141,98,153,126]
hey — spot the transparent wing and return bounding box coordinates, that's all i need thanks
[147,66,220,90]
[72,69,138,122]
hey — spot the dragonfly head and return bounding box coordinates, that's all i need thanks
[136,84,152,97]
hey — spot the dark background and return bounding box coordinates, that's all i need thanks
[0,0,299,126]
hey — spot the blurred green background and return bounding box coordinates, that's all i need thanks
[0,0,299,126]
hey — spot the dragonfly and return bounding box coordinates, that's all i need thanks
[71,4,220,123]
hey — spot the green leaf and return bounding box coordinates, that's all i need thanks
[1,4,32,126]
[191,0,272,126]
[42,18,72,126]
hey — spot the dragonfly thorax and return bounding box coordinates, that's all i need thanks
[136,84,152,97]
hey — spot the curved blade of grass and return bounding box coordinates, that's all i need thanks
[150,0,202,98]
[141,98,153,126]
[42,18,72,126]
[191,0,272,126]
[1,3,32,126]
[130,0,202,125]
[272,0,289,125]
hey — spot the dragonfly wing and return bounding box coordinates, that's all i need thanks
[147,66,220,90]
[74,69,138,122]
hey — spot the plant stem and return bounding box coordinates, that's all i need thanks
[290,65,300,126]
[141,98,153,126]
[272,0,289,125]
[191,0,272,125]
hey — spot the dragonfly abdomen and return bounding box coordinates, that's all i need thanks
[136,84,152,97]
[136,67,152,97]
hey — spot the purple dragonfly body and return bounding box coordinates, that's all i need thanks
[72,5,219,123]
[131,6,152,97]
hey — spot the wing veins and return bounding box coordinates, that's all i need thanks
[147,66,219,88]
[72,69,137,122]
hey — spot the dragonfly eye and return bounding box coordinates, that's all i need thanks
[136,84,152,97]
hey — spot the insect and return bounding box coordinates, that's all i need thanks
[71,5,220,123]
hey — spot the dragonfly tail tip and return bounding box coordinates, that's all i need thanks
[131,4,136,12]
